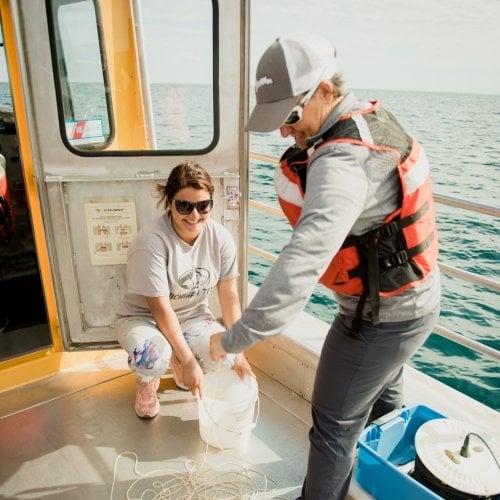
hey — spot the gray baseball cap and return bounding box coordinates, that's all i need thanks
[245,33,337,133]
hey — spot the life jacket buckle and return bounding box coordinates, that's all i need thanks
[392,250,408,266]
[379,221,399,237]
[380,250,409,269]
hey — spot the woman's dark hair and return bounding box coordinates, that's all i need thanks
[157,160,214,210]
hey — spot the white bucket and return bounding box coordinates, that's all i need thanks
[198,369,259,449]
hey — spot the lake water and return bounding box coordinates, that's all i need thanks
[1,82,498,410]
[248,89,499,410]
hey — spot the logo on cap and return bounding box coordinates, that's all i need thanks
[255,76,273,92]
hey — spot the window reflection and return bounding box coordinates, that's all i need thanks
[52,0,110,148]
[49,0,216,153]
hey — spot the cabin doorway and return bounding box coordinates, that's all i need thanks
[0,30,51,361]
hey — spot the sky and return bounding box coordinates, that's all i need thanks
[0,0,499,95]
[250,0,500,95]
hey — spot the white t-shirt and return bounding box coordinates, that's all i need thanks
[116,214,238,323]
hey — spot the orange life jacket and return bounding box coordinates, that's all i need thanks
[275,101,438,325]
[0,160,15,245]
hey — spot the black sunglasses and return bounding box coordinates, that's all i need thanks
[173,199,214,215]
[282,70,327,126]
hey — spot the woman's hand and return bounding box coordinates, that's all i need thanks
[209,332,228,363]
[180,356,204,399]
[233,353,255,379]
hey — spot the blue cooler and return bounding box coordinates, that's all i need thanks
[356,405,446,500]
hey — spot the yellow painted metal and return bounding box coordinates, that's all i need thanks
[0,0,151,389]
[0,0,62,385]
[99,0,150,150]
[0,349,124,393]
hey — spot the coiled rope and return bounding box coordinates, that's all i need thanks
[411,432,500,499]
[110,450,289,499]
[110,367,289,499]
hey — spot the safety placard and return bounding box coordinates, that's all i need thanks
[84,199,137,265]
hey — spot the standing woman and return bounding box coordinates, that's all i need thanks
[115,160,253,419]
[211,33,440,499]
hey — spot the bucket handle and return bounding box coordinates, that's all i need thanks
[200,394,260,436]
[241,395,259,433]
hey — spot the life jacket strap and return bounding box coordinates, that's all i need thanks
[367,232,381,325]
[350,231,380,333]
[348,208,435,332]
[379,231,435,270]
[378,202,429,238]
[351,286,369,336]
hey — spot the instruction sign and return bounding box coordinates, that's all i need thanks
[84,199,137,265]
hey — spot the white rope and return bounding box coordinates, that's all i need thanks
[109,450,289,499]
[110,368,287,499]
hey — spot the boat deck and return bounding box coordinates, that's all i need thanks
[0,351,316,500]
[1,342,498,499]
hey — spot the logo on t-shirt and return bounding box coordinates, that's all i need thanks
[177,267,210,290]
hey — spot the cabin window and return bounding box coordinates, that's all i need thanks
[48,0,217,154]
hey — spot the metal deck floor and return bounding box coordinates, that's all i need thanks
[2,352,498,500]
[0,353,313,499]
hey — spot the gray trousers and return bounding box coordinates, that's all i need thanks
[298,307,440,499]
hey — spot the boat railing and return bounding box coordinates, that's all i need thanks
[248,152,500,363]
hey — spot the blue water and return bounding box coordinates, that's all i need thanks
[1,82,498,410]
[249,89,500,411]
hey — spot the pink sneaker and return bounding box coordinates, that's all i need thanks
[135,377,160,418]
